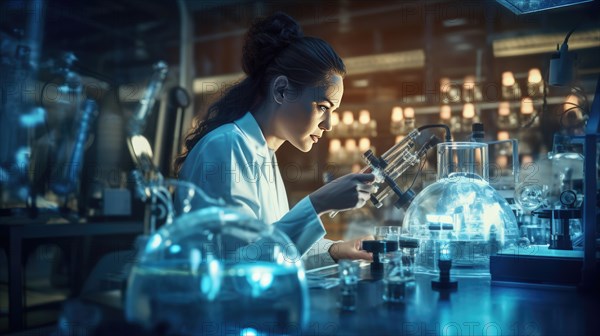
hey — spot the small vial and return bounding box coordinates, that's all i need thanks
[399,238,419,285]
[383,251,406,303]
[338,260,359,311]
[374,226,401,242]
[373,226,401,263]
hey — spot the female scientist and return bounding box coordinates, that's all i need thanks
[175,12,374,268]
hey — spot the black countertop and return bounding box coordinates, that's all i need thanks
[37,264,600,336]
[304,267,599,336]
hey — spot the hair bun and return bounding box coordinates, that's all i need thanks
[242,12,304,77]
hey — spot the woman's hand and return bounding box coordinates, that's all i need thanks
[309,173,375,214]
[328,235,374,262]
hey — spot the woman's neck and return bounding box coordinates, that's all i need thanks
[252,103,285,151]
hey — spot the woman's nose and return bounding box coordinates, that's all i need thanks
[319,112,332,131]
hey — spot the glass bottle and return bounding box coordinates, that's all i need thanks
[398,237,419,284]
[383,251,406,303]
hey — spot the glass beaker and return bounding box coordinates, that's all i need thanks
[374,226,401,263]
[549,134,584,207]
[437,142,488,181]
[399,238,419,284]
[374,226,401,242]
[338,260,360,311]
[383,251,406,303]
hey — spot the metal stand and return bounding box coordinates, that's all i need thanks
[533,208,581,250]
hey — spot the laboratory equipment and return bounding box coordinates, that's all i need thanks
[403,142,520,276]
[518,214,550,245]
[515,133,584,249]
[125,203,309,335]
[374,225,401,242]
[49,99,98,197]
[532,133,584,250]
[533,192,582,250]
[330,124,450,217]
[0,4,45,208]
[122,61,172,231]
[431,242,458,290]
[338,260,360,311]
[373,225,402,264]
[365,132,441,210]
[549,134,584,204]
[362,240,398,278]
[399,237,419,283]
[383,251,406,303]
[490,33,599,289]
[127,61,169,136]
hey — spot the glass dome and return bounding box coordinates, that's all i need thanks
[402,142,519,276]
[125,206,309,335]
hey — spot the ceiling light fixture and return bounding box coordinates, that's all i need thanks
[495,0,593,15]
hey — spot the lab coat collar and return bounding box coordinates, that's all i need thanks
[233,112,269,159]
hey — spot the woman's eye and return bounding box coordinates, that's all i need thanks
[319,105,329,113]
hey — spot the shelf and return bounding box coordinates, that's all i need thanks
[337,94,596,116]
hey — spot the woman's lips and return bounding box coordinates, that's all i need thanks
[310,135,319,143]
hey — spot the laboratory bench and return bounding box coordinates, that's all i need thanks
[306,267,599,336]
[27,263,600,336]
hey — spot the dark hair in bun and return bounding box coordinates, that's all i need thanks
[175,12,346,173]
[242,12,304,78]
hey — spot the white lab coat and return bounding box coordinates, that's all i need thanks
[178,111,336,269]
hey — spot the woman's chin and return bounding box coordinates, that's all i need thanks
[295,141,312,152]
[300,144,312,152]
[288,138,314,152]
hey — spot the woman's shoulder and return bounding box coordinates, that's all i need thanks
[198,122,247,147]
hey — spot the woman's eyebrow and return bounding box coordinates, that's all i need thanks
[322,97,335,108]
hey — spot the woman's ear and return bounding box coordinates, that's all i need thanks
[272,75,289,105]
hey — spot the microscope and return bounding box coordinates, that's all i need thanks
[348,124,451,277]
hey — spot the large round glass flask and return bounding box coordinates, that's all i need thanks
[515,133,584,212]
[125,206,309,335]
[402,142,519,275]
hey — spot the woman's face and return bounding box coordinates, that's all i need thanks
[277,73,344,152]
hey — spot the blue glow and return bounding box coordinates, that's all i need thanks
[19,107,46,127]
[240,328,258,336]
[440,243,451,260]
[190,248,201,271]
[169,244,181,254]
[297,268,306,281]
[249,267,274,289]
[146,234,162,252]
[482,203,505,241]
[15,147,30,167]
[426,214,453,224]
[200,259,221,300]
[200,276,212,298]
[259,272,273,288]
[246,265,276,297]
